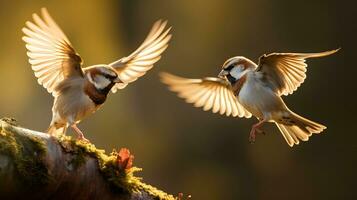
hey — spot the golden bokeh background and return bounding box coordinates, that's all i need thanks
[0,0,355,199]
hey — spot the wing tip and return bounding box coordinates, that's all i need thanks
[159,71,190,82]
[21,35,28,42]
[41,7,48,13]
[40,7,51,19]
[159,71,171,77]
[325,47,341,55]
[155,19,168,27]
[159,71,176,84]
[307,48,341,58]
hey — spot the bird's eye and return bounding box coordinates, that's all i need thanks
[104,74,115,80]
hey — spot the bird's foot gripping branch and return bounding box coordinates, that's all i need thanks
[0,118,175,200]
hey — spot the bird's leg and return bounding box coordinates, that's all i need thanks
[71,124,90,142]
[62,125,68,135]
[249,119,267,143]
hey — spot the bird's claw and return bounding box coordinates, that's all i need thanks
[249,131,256,143]
[249,128,265,144]
[77,135,90,143]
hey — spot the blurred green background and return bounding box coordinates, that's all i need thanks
[0,0,355,199]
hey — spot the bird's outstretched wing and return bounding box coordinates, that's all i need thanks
[23,8,83,96]
[109,20,172,92]
[160,72,252,118]
[256,49,339,96]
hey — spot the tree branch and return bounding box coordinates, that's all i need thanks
[0,118,175,200]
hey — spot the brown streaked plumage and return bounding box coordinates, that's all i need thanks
[22,8,172,141]
[160,49,339,147]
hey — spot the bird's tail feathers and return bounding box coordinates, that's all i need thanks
[276,112,326,147]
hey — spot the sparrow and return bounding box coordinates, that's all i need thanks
[22,8,172,141]
[160,49,339,147]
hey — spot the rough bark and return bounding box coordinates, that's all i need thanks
[0,118,175,200]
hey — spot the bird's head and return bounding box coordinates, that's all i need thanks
[86,65,122,91]
[219,56,256,84]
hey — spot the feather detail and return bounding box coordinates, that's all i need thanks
[22,7,83,96]
[109,20,172,92]
[160,72,252,118]
[256,49,340,96]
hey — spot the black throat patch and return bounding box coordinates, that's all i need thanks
[84,81,115,105]
[226,74,237,85]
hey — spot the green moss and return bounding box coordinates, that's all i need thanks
[65,143,88,170]
[57,135,175,200]
[0,125,50,186]
[0,119,175,199]
[0,119,174,199]
[1,117,18,126]
[57,135,108,170]
[129,171,175,200]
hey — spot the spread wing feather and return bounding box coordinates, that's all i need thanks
[256,49,339,96]
[22,8,83,96]
[160,72,252,118]
[109,20,172,92]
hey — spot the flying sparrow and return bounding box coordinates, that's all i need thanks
[160,49,339,147]
[22,8,172,141]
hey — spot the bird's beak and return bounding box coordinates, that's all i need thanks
[113,77,123,83]
[218,70,229,78]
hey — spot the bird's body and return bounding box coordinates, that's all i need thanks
[161,49,339,147]
[23,8,171,140]
[49,75,100,134]
[48,65,120,136]
[237,71,286,121]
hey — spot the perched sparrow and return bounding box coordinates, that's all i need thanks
[23,8,171,141]
[160,49,339,147]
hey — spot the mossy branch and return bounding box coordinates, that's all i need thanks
[0,118,175,200]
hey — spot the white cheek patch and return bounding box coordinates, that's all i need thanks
[87,74,111,89]
[230,65,245,79]
[87,73,95,84]
[94,75,111,89]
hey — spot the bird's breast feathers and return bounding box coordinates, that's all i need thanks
[53,77,99,122]
[238,73,285,119]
